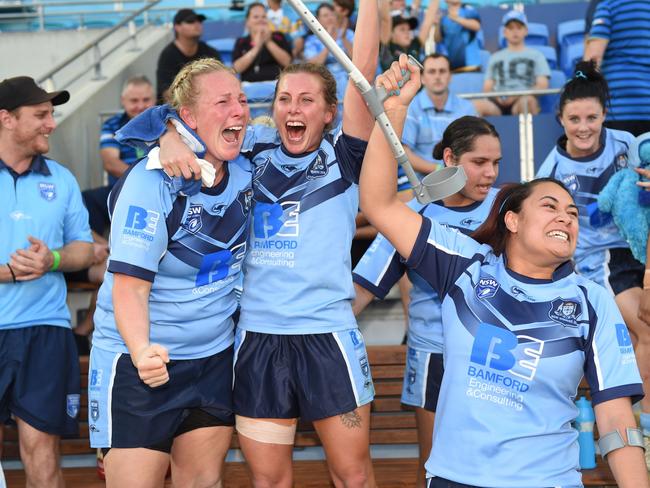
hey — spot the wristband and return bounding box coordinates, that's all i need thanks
[50,250,61,272]
[6,264,16,283]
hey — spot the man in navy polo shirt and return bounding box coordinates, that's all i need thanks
[0,76,93,487]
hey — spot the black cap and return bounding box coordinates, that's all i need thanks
[391,14,418,30]
[173,8,207,24]
[0,76,70,111]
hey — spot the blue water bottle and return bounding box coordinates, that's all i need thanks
[575,397,597,469]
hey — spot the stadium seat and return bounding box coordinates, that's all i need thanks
[530,44,557,70]
[449,72,484,95]
[478,49,490,72]
[499,22,550,48]
[540,69,567,114]
[243,80,277,118]
[557,19,585,50]
[206,37,237,66]
[560,41,584,76]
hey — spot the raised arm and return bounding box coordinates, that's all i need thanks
[359,55,423,260]
[379,0,392,46]
[341,0,381,141]
[417,0,440,46]
[594,398,650,488]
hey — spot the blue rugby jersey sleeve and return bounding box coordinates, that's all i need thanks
[353,233,405,299]
[115,105,180,152]
[404,216,483,298]
[584,286,644,406]
[61,168,93,244]
[334,131,369,184]
[107,166,171,282]
[588,0,611,40]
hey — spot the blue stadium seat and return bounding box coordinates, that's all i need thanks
[540,69,567,114]
[449,72,484,95]
[479,49,490,72]
[560,41,584,76]
[243,80,277,118]
[499,22,550,48]
[206,37,237,66]
[530,44,557,70]
[556,19,585,50]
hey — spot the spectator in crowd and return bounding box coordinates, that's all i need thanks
[304,3,354,100]
[379,0,438,71]
[435,0,482,72]
[537,60,650,470]
[584,0,650,136]
[360,55,648,488]
[156,8,221,102]
[333,0,356,30]
[389,0,420,19]
[83,75,154,237]
[475,10,550,116]
[233,2,292,83]
[0,76,93,487]
[402,53,476,179]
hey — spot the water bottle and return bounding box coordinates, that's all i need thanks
[575,396,597,469]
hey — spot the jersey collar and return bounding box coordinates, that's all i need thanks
[0,154,51,177]
[503,254,574,283]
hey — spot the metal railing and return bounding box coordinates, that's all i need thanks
[35,0,162,91]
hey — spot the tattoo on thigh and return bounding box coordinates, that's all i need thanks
[339,411,362,429]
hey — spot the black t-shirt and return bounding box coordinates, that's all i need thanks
[232,32,291,82]
[379,38,422,72]
[156,41,221,102]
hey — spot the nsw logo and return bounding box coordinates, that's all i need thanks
[66,394,80,418]
[38,182,56,201]
[90,399,100,422]
[306,150,328,180]
[475,278,499,299]
[560,174,579,195]
[549,298,582,327]
[183,204,203,234]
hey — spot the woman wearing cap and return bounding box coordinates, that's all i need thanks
[360,54,648,488]
[379,0,438,71]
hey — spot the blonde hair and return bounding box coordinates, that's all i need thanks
[169,58,235,109]
[251,115,275,127]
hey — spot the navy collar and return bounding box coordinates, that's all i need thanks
[0,154,51,176]
[503,254,574,283]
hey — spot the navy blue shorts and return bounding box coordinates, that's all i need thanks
[0,326,80,437]
[575,247,643,295]
[88,345,234,449]
[427,478,481,488]
[233,329,375,421]
[401,349,444,412]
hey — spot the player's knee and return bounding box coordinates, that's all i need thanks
[331,462,370,488]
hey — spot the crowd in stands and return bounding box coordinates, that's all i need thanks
[2,0,650,486]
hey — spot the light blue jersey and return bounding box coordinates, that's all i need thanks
[407,217,643,487]
[93,155,253,359]
[537,128,634,283]
[353,189,498,353]
[115,107,368,335]
[238,125,367,334]
[0,156,92,330]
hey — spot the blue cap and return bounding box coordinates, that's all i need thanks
[502,10,528,27]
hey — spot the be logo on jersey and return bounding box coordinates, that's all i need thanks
[549,298,582,327]
[122,205,160,249]
[183,204,203,234]
[475,278,499,299]
[38,182,56,201]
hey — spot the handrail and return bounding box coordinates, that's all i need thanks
[36,0,162,88]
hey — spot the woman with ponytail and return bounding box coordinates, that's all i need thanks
[353,115,500,486]
[360,54,647,487]
[537,61,650,462]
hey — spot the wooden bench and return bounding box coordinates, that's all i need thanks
[1,346,617,486]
